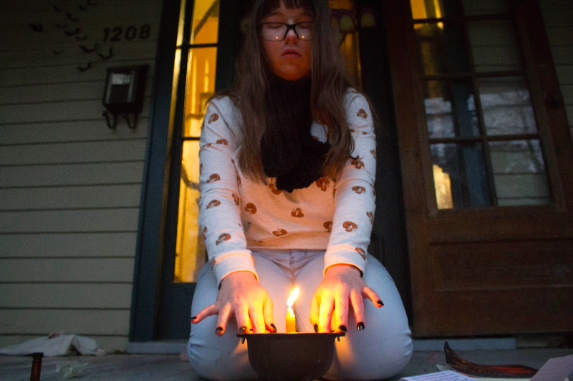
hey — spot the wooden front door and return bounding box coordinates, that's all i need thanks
[382,0,573,336]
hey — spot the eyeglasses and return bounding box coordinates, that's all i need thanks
[259,22,313,41]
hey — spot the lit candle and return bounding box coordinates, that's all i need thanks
[286,287,299,333]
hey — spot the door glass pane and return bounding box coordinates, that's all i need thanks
[425,80,479,138]
[431,143,491,209]
[489,140,551,206]
[329,0,363,89]
[478,77,538,136]
[184,47,218,137]
[190,0,220,44]
[175,0,219,283]
[415,21,470,74]
[462,0,509,16]
[410,0,462,19]
[468,20,522,72]
[174,141,204,283]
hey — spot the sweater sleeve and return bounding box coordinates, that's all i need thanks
[324,92,377,276]
[198,98,257,286]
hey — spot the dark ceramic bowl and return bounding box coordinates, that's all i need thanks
[238,333,344,381]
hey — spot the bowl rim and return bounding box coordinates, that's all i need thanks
[237,332,345,338]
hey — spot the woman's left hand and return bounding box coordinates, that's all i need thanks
[310,264,382,333]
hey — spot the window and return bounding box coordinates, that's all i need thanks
[411,0,552,209]
[173,0,219,283]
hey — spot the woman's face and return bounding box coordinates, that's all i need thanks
[261,2,313,81]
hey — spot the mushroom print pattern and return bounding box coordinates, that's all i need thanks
[216,233,231,245]
[316,177,330,191]
[206,200,221,209]
[245,203,257,214]
[355,247,367,260]
[273,229,288,237]
[208,113,219,123]
[352,186,366,194]
[351,159,364,170]
[197,91,376,287]
[343,221,358,232]
[367,211,374,224]
[206,174,220,183]
[269,183,282,195]
[291,208,304,218]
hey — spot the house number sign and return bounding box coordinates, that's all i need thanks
[103,24,151,42]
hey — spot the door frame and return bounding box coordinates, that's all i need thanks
[130,0,250,342]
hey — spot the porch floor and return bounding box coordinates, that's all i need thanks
[1,348,571,380]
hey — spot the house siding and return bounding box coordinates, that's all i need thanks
[0,0,161,352]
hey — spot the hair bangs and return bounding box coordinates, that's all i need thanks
[257,0,315,22]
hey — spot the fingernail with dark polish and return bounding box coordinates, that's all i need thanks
[377,300,384,307]
[314,324,318,333]
[190,316,197,320]
[239,326,248,332]
[215,327,224,334]
[357,322,365,330]
[338,325,347,332]
[270,324,277,333]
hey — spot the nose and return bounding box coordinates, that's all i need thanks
[284,27,298,43]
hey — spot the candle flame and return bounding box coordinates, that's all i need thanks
[286,287,299,308]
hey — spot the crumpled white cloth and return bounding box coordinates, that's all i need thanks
[0,334,106,357]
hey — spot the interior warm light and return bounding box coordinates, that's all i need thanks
[411,0,444,28]
[174,0,219,283]
[433,164,453,209]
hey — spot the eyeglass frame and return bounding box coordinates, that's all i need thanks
[258,22,313,41]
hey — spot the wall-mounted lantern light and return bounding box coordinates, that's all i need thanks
[102,65,148,129]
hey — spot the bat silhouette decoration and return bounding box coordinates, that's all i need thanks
[444,342,538,378]
[98,47,113,60]
[65,28,80,36]
[79,43,98,53]
[77,62,93,72]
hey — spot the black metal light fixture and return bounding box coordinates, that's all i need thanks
[102,65,148,129]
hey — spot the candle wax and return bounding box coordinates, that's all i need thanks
[286,307,296,333]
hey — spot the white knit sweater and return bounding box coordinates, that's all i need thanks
[198,89,377,286]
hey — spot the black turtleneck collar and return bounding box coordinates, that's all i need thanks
[260,75,330,192]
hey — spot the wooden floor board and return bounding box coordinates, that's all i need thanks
[0,355,202,381]
[0,348,571,381]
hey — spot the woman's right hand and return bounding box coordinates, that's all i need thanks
[191,271,276,336]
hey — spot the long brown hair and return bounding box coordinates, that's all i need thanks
[221,0,354,180]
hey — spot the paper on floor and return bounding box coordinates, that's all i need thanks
[420,354,573,381]
[0,334,106,357]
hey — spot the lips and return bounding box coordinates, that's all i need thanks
[282,49,301,57]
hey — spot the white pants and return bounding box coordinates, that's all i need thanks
[187,250,413,380]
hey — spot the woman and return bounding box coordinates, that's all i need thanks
[188,0,412,379]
